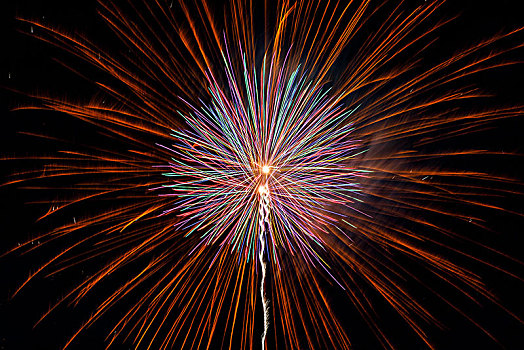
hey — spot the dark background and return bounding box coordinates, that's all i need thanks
[1,1,523,349]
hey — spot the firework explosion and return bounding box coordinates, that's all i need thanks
[163,53,363,348]
[2,0,524,349]
[163,54,361,267]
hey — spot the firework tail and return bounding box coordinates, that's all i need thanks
[258,179,270,350]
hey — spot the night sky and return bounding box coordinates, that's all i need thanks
[1,1,524,349]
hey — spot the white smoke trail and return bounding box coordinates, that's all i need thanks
[258,184,270,350]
